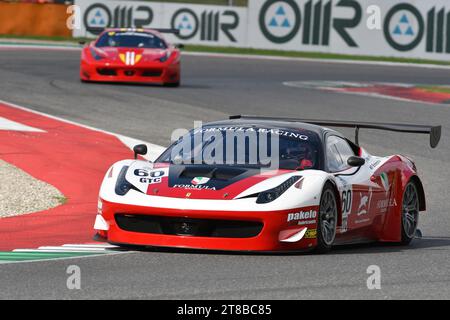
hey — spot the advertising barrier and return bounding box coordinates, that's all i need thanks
[73,0,450,61]
[2,0,448,61]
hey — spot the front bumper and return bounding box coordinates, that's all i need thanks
[80,60,180,84]
[96,199,319,252]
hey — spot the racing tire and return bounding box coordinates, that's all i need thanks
[164,81,180,88]
[400,180,420,245]
[315,183,338,254]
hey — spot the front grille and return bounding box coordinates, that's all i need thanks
[97,68,117,76]
[141,69,163,77]
[115,214,263,238]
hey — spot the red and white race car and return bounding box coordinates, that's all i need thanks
[80,28,181,86]
[94,116,441,253]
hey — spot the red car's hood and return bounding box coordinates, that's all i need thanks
[93,46,168,63]
[125,162,293,200]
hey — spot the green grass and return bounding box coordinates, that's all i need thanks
[54,195,67,206]
[1,34,450,66]
[418,86,450,94]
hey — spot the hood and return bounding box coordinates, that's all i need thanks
[124,161,294,200]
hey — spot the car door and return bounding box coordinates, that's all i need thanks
[325,135,373,234]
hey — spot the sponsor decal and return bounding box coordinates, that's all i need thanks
[369,159,381,170]
[287,210,317,223]
[119,51,142,66]
[357,194,369,216]
[134,169,166,184]
[194,127,309,141]
[191,177,210,185]
[304,229,317,239]
[357,189,372,216]
[354,218,370,225]
[173,184,217,191]
[340,185,353,233]
[377,198,397,214]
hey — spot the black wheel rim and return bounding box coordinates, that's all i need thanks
[320,189,337,245]
[402,183,419,239]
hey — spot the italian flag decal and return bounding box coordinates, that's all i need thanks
[191,177,210,185]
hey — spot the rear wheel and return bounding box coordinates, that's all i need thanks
[400,181,420,245]
[315,184,338,253]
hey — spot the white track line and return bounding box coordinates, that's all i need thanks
[61,244,119,249]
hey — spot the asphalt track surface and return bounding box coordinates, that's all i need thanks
[1,49,450,299]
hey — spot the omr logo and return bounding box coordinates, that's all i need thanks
[88,8,107,27]
[84,4,111,34]
[260,0,301,44]
[178,15,194,31]
[259,0,361,47]
[268,5,292,29]
[384,4,424,52]
[172,9,198,40]
[171,8,240,42]
[83,3,154,35]
[392,14,415,37]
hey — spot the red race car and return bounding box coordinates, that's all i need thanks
[94,116,441,253]
[80,28,181,86]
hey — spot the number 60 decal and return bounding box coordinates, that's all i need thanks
[341,189,352,215]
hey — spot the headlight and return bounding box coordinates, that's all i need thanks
[90,47,105,61]
[159,52,171,62]
[115,166,137,196]
[256,176,302,204]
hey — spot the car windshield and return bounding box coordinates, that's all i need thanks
[96,31,167,49]
[156,126,322,170]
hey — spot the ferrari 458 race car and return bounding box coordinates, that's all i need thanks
[80,28,181,86]
[94,116,441,253]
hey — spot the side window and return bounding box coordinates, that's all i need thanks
[326,136,355,172]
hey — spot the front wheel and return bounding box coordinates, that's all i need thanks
[400,181,420,245]
[315,184,338,253]
[164,81,180,87]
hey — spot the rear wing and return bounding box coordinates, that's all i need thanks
[229,115,441,148]
[151,28,180,35]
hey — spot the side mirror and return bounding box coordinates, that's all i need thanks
[78,40,86,46]
[175,43,185,49]
[347,156,365,167]
[133,144,148,159]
